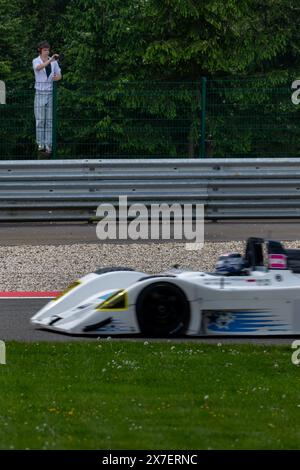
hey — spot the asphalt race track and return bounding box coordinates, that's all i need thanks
[0,220,300,245]
[0,298,295,344]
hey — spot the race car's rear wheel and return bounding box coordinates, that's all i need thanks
[95,266,134,274]
[136,282,190,337]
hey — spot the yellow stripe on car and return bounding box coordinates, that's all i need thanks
[96,289,128,311]
[52,281,81,301]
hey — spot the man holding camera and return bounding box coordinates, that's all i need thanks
[32,41,62,155]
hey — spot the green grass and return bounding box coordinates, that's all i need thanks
[0,341,300,449]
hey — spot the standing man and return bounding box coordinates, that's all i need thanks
[32,41,62,155]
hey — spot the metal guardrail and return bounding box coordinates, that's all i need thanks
[0,158,300,221]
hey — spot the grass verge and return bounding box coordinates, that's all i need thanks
[0,340,299,449]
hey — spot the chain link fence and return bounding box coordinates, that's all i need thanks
[206,78,299,157]
[0,78,299,159]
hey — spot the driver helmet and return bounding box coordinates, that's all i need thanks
[215,253,248,275]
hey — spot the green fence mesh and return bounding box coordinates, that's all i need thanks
[205,78,300,157]
[0,78,299,159]
[0,81,201,159]
[0,85,36,159]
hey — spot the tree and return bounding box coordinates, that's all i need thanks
[1,0,300,159]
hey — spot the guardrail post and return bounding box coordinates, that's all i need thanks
[200,77,207,158]
[52,81,58,158]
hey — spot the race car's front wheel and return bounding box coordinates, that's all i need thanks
[136,282,190,337]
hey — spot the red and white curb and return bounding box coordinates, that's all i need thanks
[0,291,59,299]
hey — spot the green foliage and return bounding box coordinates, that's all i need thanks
[1,0,300,158]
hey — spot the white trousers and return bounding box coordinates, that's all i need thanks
[34,92,53,148]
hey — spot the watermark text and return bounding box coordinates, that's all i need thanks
[96,196,204,250]
[0,341,6,365]
[0,81,6,105]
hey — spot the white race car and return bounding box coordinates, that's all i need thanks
[31,237,300,337]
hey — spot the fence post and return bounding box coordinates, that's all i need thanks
[52,81,58,158]
[200,77,207,158]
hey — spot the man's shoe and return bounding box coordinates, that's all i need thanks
[37,145,45,152]
[45,146,52,155]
